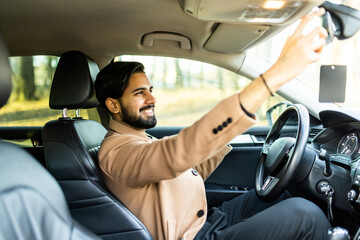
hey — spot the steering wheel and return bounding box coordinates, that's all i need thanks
[255,104,310,202]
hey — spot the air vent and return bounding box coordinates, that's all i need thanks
[309,128,322,139]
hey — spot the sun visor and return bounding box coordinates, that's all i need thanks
[204,24,269,53]
[180,0,325,24]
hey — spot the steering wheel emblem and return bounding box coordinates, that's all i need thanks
[262,176,274,190]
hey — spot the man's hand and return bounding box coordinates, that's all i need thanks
[265,8,328,91]
[239,8,328,115]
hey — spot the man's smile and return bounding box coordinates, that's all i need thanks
[140,105,155,117]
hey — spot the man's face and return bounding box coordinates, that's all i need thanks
[116,72,157,129]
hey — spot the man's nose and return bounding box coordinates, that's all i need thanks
[146,91,156,104]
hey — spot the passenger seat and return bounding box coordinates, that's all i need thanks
[0,35,99,240]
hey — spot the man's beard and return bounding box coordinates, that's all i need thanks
[120,104,157,129]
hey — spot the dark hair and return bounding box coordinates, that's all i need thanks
[95,61,145,110]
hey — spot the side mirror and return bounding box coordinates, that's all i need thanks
[266,102,292,126]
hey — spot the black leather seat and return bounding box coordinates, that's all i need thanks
[0,36,98,239]
[43,51,152,240]
[0,141,100,240]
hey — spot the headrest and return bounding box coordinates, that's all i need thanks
[49,51,100,109]
[0,33,12,109]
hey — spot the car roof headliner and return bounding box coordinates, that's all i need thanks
[0,0,324,70]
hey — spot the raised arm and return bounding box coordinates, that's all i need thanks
[240,8,327,115]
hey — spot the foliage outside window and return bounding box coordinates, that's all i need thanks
[0,55,287,127]
[0,56,88,126]
[117,55,287,126]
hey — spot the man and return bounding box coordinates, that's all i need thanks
[95,9,331,240]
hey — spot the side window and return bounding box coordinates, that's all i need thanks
[0,56,89,127]
[117,55,288,126]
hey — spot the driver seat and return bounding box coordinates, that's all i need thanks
[42,51,152,240]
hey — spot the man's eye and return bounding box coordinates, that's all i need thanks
[135,91,143,95]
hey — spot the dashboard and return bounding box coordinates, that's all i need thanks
[312,111,360,168]
[315,129,360,160]
[262,108,360,218]
[268,107,360,236]
[308,110,360,214]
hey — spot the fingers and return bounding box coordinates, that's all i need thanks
[312,37,326,53]
[268,8,328,85]
[305,26,328,58]
[292,8,326,38]
[309,39,326,62]
[302,7,326,21]
[305,26,328,40]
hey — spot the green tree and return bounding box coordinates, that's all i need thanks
[46,56,57,87]
[21,56,36,100]
[199,64,204,87]
[232,74,239,91]
[217,68,224,90]
[175,59,183,87]
[10,57,22,100]
[162,60,167,89]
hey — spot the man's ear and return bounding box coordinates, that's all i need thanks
[105,97,121,114]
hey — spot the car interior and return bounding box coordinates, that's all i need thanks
[0,33,100,240]
[1,0,360,239]
[42,50,152,239]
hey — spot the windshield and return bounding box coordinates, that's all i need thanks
[250,1,360,110]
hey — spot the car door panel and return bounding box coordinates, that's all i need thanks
[0,126,45,166]
[205,145,263,207]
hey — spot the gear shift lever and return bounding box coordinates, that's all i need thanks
[319,149,332,176]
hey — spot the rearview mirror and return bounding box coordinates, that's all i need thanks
[320,1,360,41]
[321,11,338,44]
